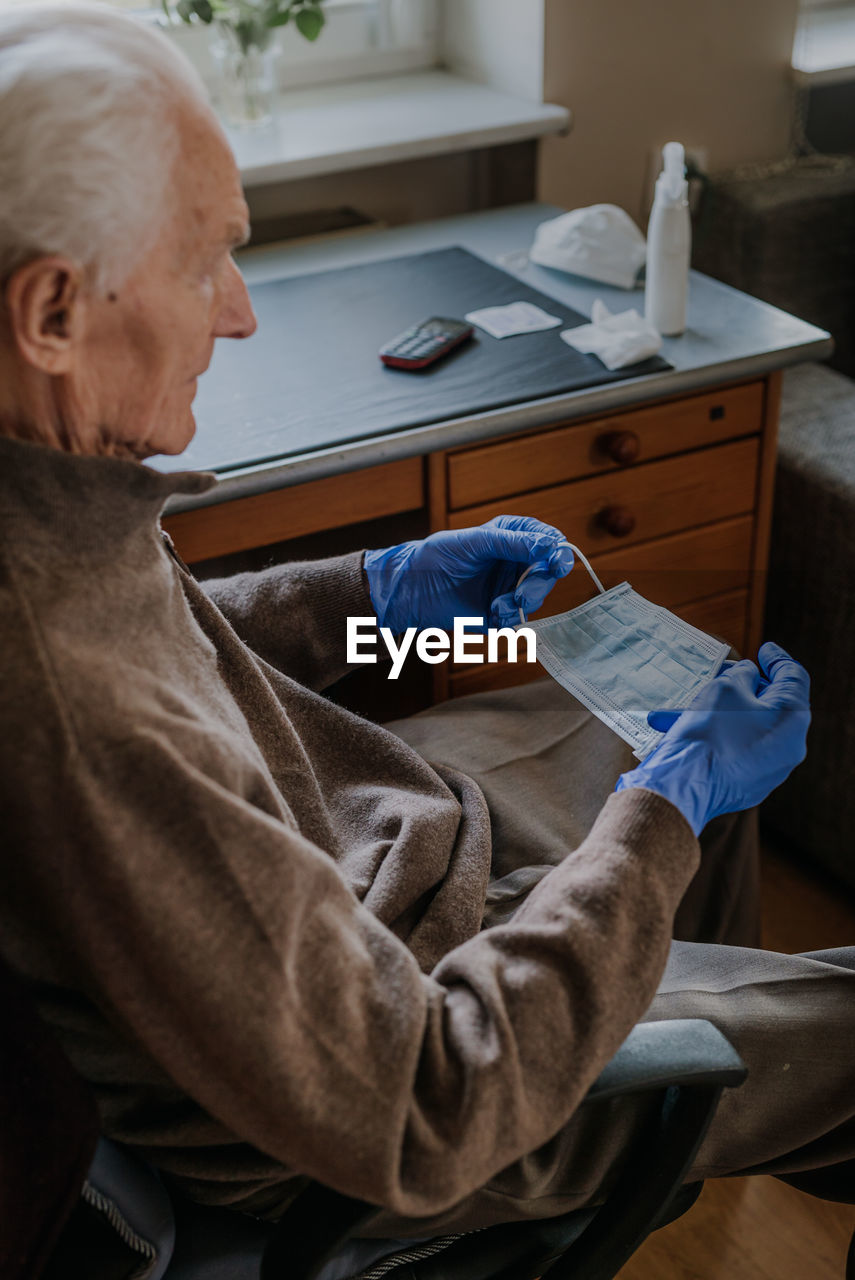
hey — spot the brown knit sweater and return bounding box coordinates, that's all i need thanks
[0,436,699,1222]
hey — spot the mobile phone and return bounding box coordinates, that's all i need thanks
[379,317,474,370]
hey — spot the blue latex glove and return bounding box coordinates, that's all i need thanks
[615,641,811,837]
[363,515,574,632]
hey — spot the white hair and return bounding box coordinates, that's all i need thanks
[0,3,211,291]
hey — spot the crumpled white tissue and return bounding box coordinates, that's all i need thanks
[560,300,662,370]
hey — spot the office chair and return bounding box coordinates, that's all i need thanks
[2,947,748,1280]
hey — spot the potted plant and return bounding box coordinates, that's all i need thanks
[163,0,326,128]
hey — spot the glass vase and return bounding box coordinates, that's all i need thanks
[209,24,279,129]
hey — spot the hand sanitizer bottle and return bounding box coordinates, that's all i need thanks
[645,142,691,336]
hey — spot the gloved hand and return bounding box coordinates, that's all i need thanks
[363,515,574,633]
[615,641,810,837]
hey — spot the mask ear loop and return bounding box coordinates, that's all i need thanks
[516,541,607,625]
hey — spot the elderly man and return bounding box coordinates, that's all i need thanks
[1,4,853,1247]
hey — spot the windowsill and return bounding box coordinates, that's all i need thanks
[792,3,855,84]
[222,69,570,188]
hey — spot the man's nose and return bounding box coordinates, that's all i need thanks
[215,258,257,340]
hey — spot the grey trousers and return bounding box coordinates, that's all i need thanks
[372,678,855,1236]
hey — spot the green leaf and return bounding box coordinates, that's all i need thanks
[176,0,195,21]
[295,5,324,41]
[264,0,291,26]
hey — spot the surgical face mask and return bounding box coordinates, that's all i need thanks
[520,546,729,760]
[528,205,647,290]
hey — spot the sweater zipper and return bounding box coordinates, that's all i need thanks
[160,528,193,577]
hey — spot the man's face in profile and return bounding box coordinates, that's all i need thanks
[79,103,257,461]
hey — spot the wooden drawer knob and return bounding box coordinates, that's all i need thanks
[600,430,641,465]
[598,504,637,538]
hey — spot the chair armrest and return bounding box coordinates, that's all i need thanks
[539,1020,747,1280]
[262,1018,746,1280]
[586,1018,747,1101]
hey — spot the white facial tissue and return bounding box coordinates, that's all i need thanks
[561,300,662,370]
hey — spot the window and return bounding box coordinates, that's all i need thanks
[238,0,440,90]
[0,0,440,89]
[793,0,855,79]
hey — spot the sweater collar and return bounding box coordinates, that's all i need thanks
[0,436,217,553]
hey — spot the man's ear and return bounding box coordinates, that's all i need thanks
[3,256,87,374]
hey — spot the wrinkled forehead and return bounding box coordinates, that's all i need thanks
[168,101,250,252]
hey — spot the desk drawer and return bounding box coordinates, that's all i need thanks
[447,518,753,695]
[447,382,764,509]
[448,587,750,700]
[448,437,760,554]
[680,589,748,652]
[530,516,754,620]
[162,456,423,563]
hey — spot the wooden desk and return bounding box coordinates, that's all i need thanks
[157,203,831,703]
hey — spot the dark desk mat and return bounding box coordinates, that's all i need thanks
[156,246,670,474]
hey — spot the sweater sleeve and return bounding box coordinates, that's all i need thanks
[51,722,699,1221]
[199,551,372,691]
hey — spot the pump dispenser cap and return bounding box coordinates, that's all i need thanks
[659,142,687,202]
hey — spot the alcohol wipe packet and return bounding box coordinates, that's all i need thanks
[520,547,730,759]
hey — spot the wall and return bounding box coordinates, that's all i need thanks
[230,0,803,236]
[240,0,547,233]
[539,0,801,224]
[207,0,547,236]
[439,0,544,102]
[245,151,477,231]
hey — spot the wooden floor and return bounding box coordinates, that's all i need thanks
[617,836,855,1280]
